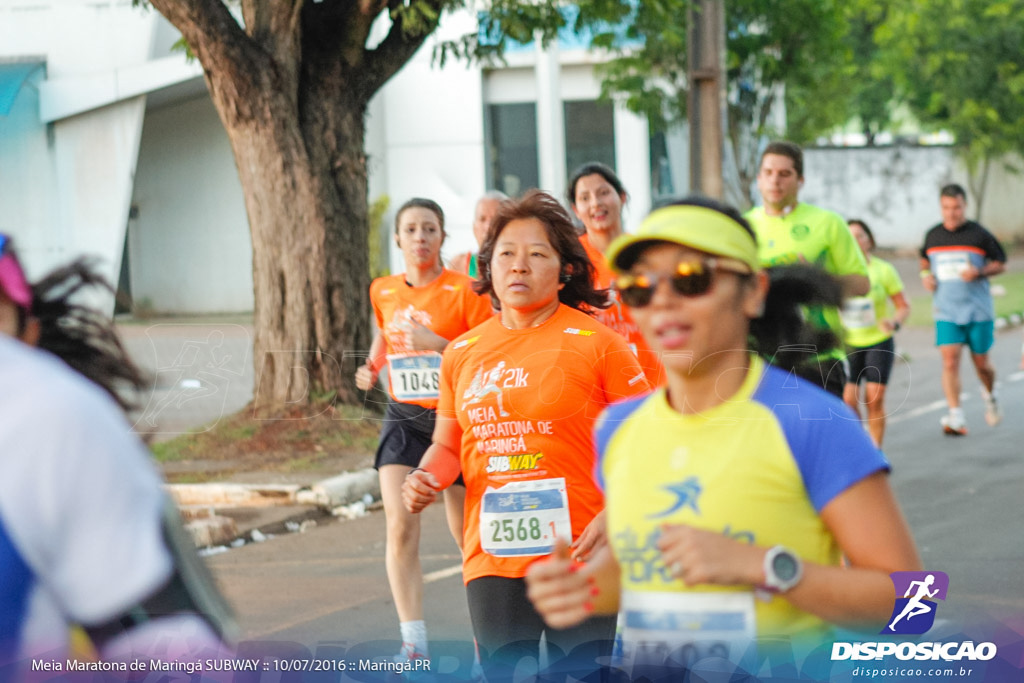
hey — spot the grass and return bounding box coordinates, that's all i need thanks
[147,398,382,482]
[151,438,199,463]
[906,270,1024,328]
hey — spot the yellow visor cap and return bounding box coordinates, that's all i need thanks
[606,205,761,274]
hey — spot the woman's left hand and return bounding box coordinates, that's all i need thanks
[656,523,763,587]
[571,510,607,563]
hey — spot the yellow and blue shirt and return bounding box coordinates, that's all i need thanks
[595,355,888,640]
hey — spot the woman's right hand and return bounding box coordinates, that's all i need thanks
[355,363,377,391]
[525,540,593,630]
[402,469,441,513]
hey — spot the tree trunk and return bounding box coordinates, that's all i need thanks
[201,54,372,409]
[965,154,991,224]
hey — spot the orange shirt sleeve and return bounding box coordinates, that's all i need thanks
[598,330,653,403]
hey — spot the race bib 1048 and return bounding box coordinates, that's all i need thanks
[479,478,571,557]
[387,352,442,401]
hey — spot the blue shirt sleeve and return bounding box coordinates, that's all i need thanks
[753,365,890,512]
[593,394,649,492]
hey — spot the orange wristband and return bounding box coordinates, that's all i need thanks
[421,449,463,489]
[369,355,387,375]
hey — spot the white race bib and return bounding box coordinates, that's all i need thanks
[619,590,756,669]
[935,253,970,282]
[479,478,571,557]
[387,352,441,401]
[840,296,876,329]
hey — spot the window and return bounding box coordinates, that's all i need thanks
[486,103,540,197]
[563,100,615,175]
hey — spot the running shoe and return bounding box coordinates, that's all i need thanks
[940,413,968,436]
[984,397,1003,427]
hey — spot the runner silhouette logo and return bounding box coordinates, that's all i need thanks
[882,571,949,635]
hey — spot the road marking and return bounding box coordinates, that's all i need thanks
[424,564,463,583]
[889,370,1021,425]
[889,399,956,425]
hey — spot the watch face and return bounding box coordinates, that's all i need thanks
[773,552,799,581]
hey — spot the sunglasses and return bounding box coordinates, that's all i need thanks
[615,257,751,308]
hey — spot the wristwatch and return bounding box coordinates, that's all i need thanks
[762,545,803,593]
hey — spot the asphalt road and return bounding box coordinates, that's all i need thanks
[196,323,1024,674]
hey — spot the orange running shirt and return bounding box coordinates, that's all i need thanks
[579,234,666,385]
[438,304,651,583]
[370,269,494,408]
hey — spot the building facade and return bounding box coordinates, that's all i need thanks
[1,1,1017,315]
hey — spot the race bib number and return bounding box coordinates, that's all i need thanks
[840,296,876,329]
[619,590,756,670]
[387,352,441,401]
[935,253,970,281]
[479,478,571,557]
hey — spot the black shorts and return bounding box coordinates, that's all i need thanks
[846,337,896,386]
[465,575,616,679]
[373,400,464,486]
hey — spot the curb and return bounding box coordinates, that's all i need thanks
[994,311,1024,332]
[167,468,380,548]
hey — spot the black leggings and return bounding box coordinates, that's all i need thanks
[466,575,616,680]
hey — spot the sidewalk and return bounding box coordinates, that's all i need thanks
[117,315,380,549]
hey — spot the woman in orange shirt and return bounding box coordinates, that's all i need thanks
[402,190,650,678]
[355,198,493,664]
[569,162,665,384]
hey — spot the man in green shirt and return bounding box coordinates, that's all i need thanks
[745,141,869,397]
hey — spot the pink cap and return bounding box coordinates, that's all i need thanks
[0,252,32,310]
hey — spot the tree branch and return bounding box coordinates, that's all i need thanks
[359,0,445,99]
[243,0,305,68]
[150,0,256,76]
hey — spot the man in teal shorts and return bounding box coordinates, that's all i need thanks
[920,183,1006,436]
[745,141,869,397]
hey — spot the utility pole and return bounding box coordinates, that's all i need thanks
[687,0,726,199]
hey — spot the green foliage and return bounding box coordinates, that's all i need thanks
[875,0,1024,209]
[578,0,857,203]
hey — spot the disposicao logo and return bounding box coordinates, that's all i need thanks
[883,571,949,635]
[831,571,998,663]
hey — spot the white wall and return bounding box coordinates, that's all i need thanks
[373,29,658,278]
[802,146,1023,249]
[130,95,253,313]
[377,12,489,274]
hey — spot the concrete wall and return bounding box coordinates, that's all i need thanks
[129,94,253,313]
[802,146,1024,249]
[0,0,157,302]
